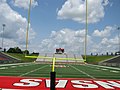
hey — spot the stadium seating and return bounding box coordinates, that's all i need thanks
[36,53,84,64]
[0,52,21,64]
[99,55,120,67]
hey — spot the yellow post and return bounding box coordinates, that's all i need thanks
[84,0,88,61]
[26,0,32,52]
[52,57,56,72]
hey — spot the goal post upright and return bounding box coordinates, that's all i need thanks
[26,0,32,55]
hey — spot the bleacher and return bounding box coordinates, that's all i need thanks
[104,56,120,63]
[99,55,120,67]
[0,52,21,64]
[36,53,84,64]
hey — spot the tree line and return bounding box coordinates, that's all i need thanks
[7,47,29,54]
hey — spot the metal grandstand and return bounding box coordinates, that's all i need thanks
[35,53,84,64]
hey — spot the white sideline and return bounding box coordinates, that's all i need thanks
[19,65,48,76]
[69,65,96,79]
[88,64,120,71]
[0,63,34,67]
[83,65,120,74]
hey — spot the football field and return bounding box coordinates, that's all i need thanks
[0,63,120,79]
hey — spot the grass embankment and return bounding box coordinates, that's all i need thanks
[85,55,114,64]
[5,53,38,62]
[5,53,115,64]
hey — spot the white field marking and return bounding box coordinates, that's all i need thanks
[11,66,17,68]
[81,64,107,72]
[81,64,100,70]
[27,73,62,77]
[0,62,34,67]
[88,64,120,71]
[101,69,108,71]
[97,68,100,69]
[1,72,60,77]
[18,65,24,67]
[0,67,8,69]
[110,70,119,73]
[19,65,48,76]
[17,64,37,67]
[95,75,120,77]
[85,64,120,73]
[69,65,96,79]
[82,65,109,72]
[9,65,31,68]
[24,65,29,66]
[0,73,48,76]
[0,72,21,75]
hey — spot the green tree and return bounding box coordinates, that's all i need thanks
[23,50,29,55]
[7,48,16,53]
[7,47,22,53]
[15,47,22,53]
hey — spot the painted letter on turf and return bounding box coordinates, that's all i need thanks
[13,79,42,87]
[71,80,98,88]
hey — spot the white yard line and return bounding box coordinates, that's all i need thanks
[0,67,8,69]
[19,65,48,76]
[101,69,108,71]
[110,70,119,73]
[88,64,120,71]
[69,65,96,79]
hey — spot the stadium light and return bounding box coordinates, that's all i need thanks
[84,0,88,61]
[2,24,6,50]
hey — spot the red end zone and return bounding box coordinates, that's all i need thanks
[0,76,120,90]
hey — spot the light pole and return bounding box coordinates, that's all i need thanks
[117,27,120,52]
[84,0,88,61]
[2,24,6,50]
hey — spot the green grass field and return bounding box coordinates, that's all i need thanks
[86,55,114,64]
[0,63,120,79]
[5,53,114,64]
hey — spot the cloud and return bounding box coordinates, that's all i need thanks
[38,28,92,54]
[96,37,119,54]
[0,0,6,3]
[37,25,118,55]
[101,37,118,46]
[57,0,109,23]
[90,25,119,54]
[0,1,36,49]
[93,26,113,38]
[12,0,38,9]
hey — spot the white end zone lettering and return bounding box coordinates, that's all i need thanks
[56,80,68,88]
[13,79,42,87]
[71,80,98,88]
[46,80,68,88]
[95,81,120,89]
[0,76,120,90]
